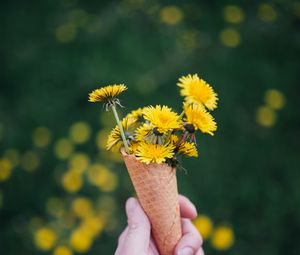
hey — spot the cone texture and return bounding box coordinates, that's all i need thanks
[122,152,182,255]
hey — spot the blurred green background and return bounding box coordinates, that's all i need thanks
[1,0,300,254]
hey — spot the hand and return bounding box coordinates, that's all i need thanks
[115,195,204,255]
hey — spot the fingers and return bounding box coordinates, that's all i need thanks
[179,195,197,219]
[121,197,151,254]
[174,219,203,255]
[195,248,205,255]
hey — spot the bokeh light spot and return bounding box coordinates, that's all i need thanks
[54,138,74,160]
[211,225,234,250]
[95,130,109,150]
[220,28,241,48]
[68,153,90,173]
[258,4,277,22]
[87,164,118,192]
[3,148,19,167]
[264,89,285,110]
[53,246,73,255]
[32,127,51,148]
[69,122,91,144]
[70,228,93,253]
[55,23,77,43]
[160,6,183,25]
[193,215,213,240]
[256,106,277,127]
[62,170,83,193]
[34,227,57,251]
[223,5,245,24]
[21,151,40,172]
[71,197,93,218]
[0,159,13,182]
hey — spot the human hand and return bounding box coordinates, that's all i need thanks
[115,195,204,255]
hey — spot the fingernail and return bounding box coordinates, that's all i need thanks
[126,198,138,214]
[178,247,194,255]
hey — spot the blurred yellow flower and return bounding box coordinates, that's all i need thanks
[193,215,213,240]
[223,5,244,24]
[211,225,234,250]
[21,151,40,172]
[62,170,83,193]
[95,129,110,150]
[46,197,65,217]
[258,3,277,22]
[177,142,198,157]
[220,28,241,48]
[142,105,182,134]
[69,122,91,144]
[55,23,77,43]
[0,159,13,182]
[53,246,73,255]
[32,127,51,147]
[136,143,175,164]
[88,84,127,105]
[54,138,74,160]
[34,227,57,251]
[71,197,93,218]
[70,228,93,253]
[126,108,144,122]
[264,89,285,110]
[135,123,153,142]
[3,148,20,167]
[160,6,183,25]
[256,106,277,127]
[178,74,218,110]
[184,103,217,135]
[80,215,105,237]
[68,153,90,173]
[87,164,118,192]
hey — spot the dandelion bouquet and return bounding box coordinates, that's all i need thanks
[88,74,218,255]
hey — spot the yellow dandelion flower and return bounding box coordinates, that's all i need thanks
[126,108,144,122]
[184,103,217,135]
[178,74,218,110]
[177,142,198,157]
[170,134,179,144]
[88,84,127,108]
[135,143,175,164]
[106,116,137,150]
[142,105,182,134]
[135,123,153,141]
[129,141,139,154]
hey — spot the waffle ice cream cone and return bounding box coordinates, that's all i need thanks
[122,151,182,255]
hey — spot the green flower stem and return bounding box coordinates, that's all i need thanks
[111,105,130,154]
[179,110,185,119]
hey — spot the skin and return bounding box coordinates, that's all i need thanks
[115,195,204,255]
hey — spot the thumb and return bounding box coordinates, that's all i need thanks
[123,198,151,254]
